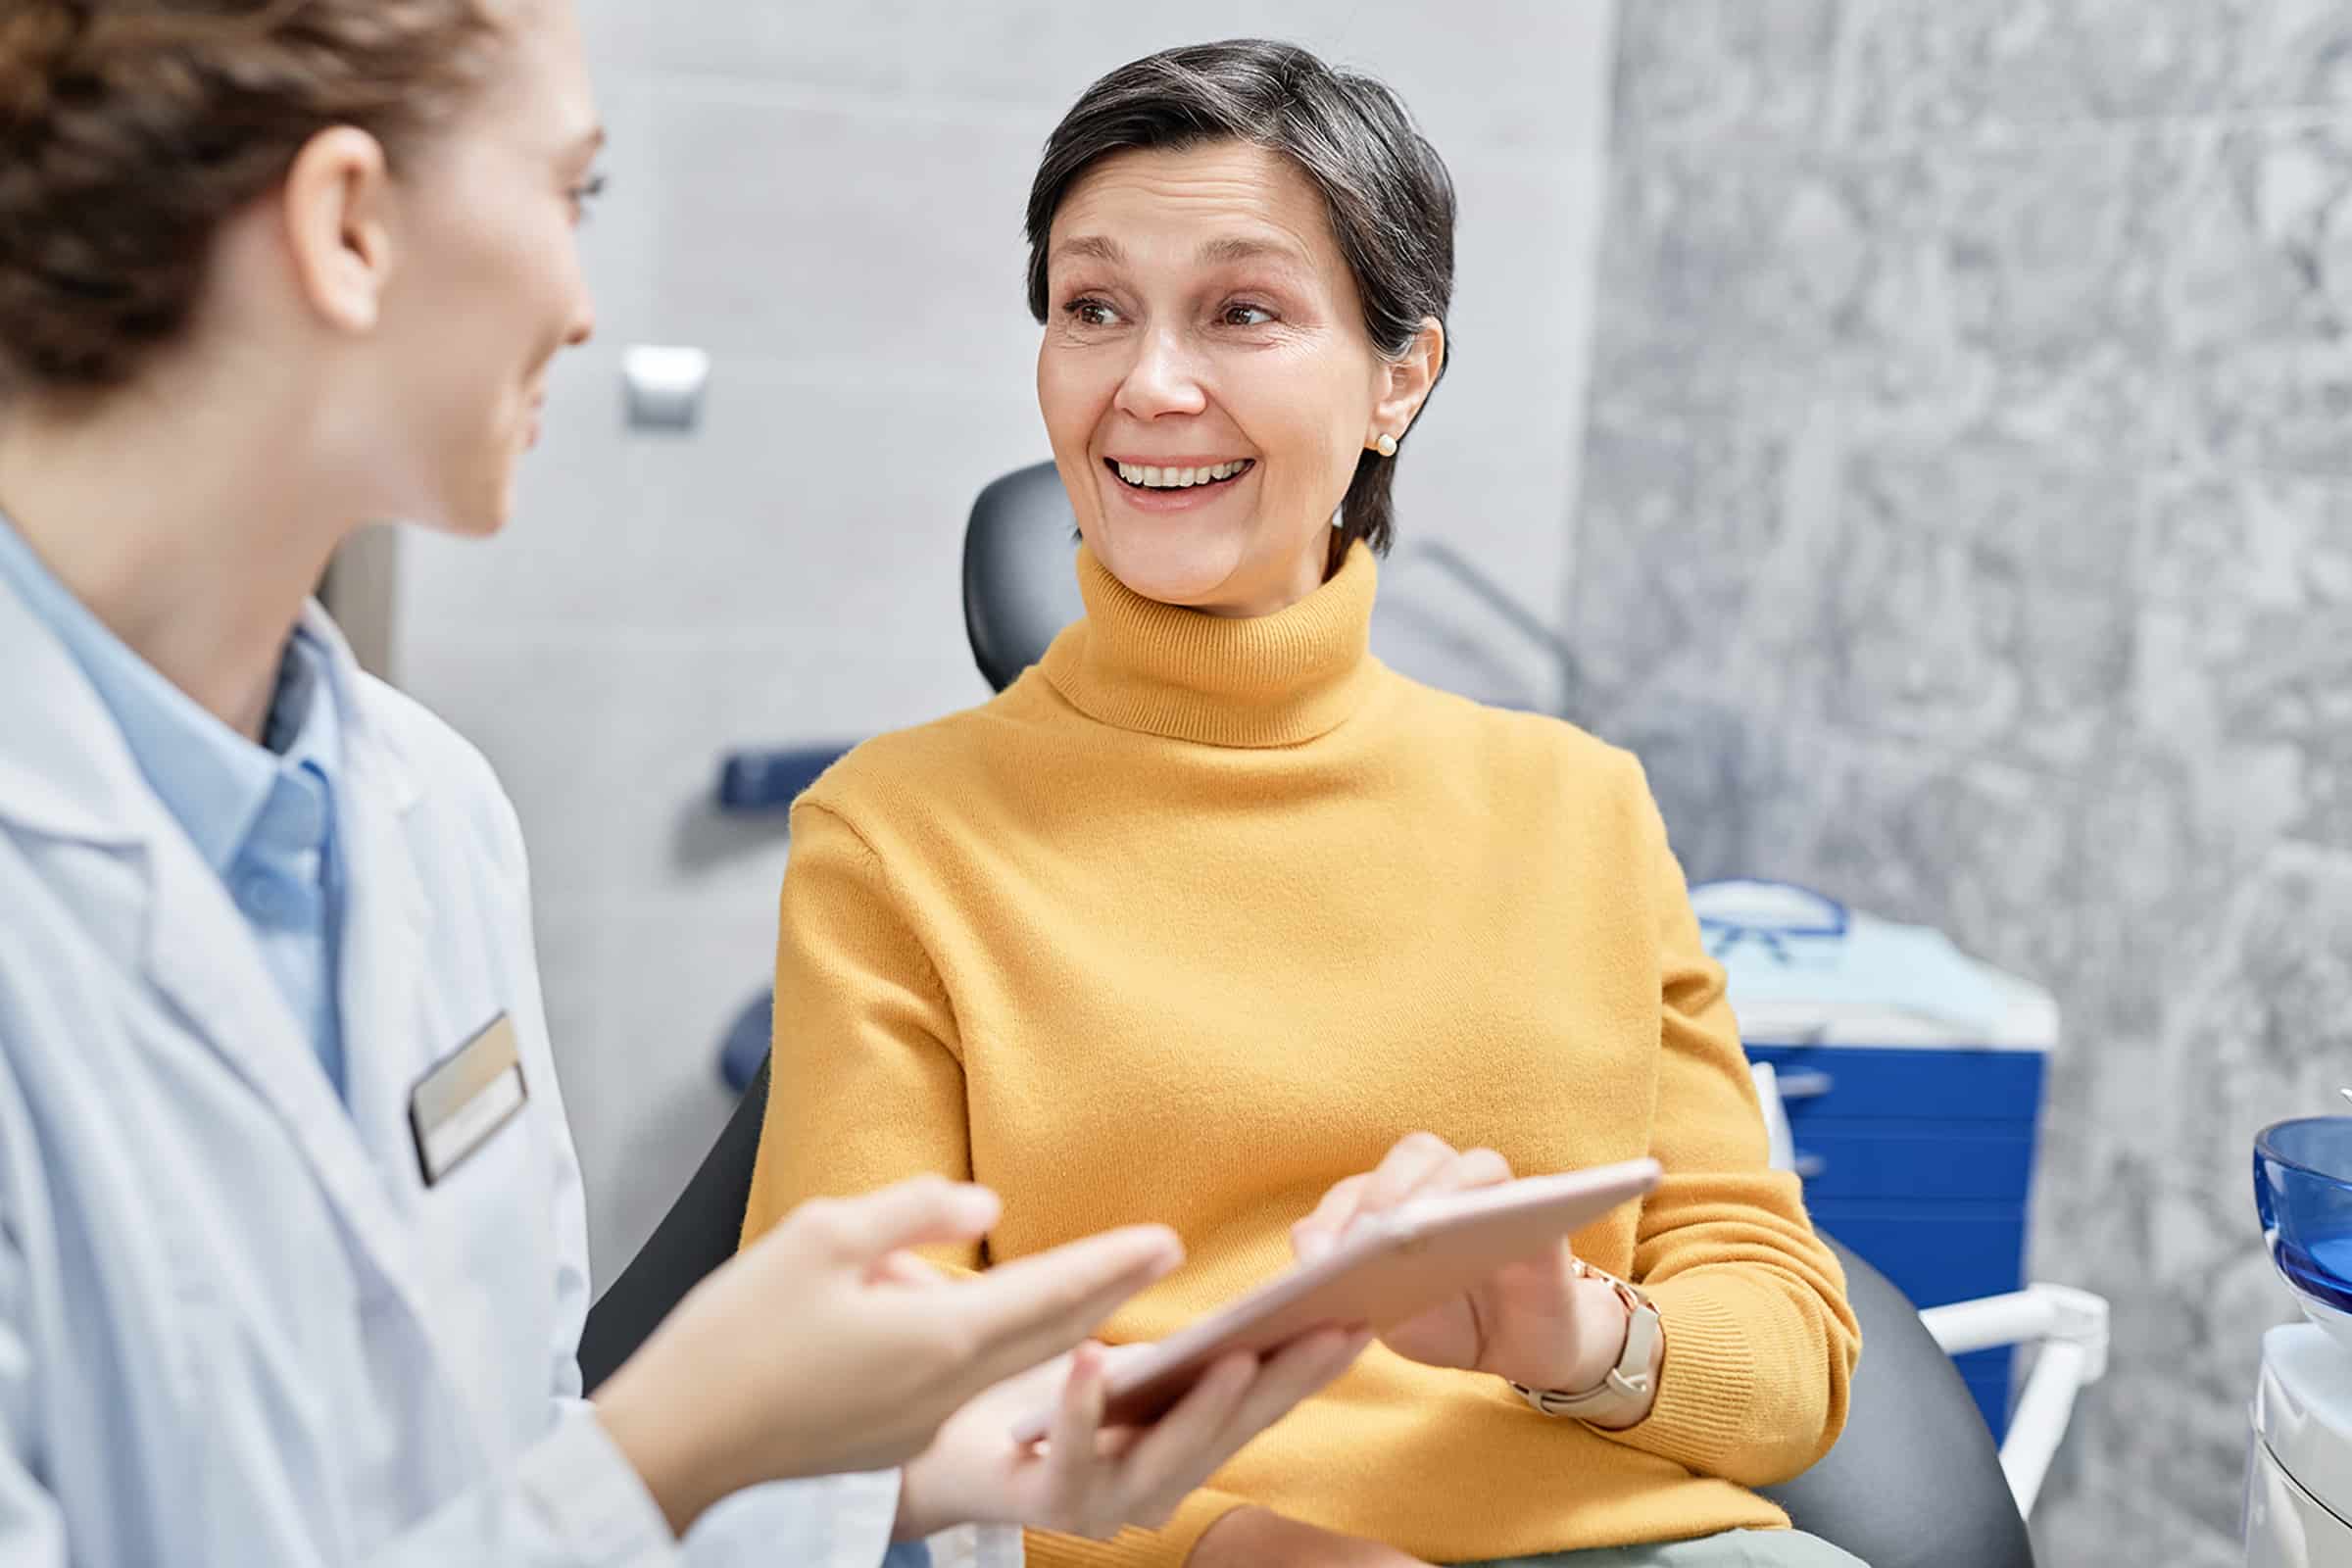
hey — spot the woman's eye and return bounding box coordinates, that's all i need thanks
[568,172,609,220]
[1221,303,1276,327]
[1066,298,1120,327]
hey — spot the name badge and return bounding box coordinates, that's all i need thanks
[409,1013,529,1187]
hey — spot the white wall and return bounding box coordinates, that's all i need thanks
[392,0,1618,1282]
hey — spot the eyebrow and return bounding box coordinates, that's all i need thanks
[1196,235,1313,271]
[1055,234,1127,268]
[1051,232,1315,273]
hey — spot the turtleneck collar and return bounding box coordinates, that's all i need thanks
[1038,540,1383,749]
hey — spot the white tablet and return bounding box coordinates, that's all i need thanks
[1010,1158,1663,1443]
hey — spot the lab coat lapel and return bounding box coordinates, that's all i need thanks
[140,827,441,1315]
[0,578,445,1340]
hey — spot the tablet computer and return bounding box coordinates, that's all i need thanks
[1009,1157,1663,1443]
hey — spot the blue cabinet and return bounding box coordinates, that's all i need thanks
[1693,878,2058,1446]
[1745,1042,2047,1440]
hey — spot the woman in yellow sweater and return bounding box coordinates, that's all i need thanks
[743,38,1862,1568]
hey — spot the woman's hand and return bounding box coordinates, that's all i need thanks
[895,1326,1370,1542]
[1289,1133,1633,1396]
[594,1176,1183,1537]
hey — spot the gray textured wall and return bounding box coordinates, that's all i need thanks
[1581,3,2352,1562]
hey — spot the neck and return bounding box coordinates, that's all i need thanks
[1041,539,1384,749]
[0,384,352,743]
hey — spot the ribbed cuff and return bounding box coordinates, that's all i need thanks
[1022,1488,1251,1568]
[1600,1275,1766,1477]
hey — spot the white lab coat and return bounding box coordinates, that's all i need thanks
[0,579,977,1565]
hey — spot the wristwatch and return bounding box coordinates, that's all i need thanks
[1506,1258,1662,1426]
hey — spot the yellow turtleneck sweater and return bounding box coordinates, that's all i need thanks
[741,543,1859,1567]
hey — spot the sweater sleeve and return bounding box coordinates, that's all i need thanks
[739,799,980,1269]
[1589,762,1861,1488]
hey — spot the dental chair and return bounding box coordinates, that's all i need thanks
[580,1056,2043,1568]
[578,463,2100,1568]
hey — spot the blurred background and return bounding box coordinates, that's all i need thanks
[337,4,2352,1563]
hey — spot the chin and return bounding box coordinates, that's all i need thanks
[1091,523,1260,609]
[410,483,514,541]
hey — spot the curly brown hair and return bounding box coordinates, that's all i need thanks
[0,0,503,394]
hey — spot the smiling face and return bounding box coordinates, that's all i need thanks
[362,0,603,536]
[1036,140,1430,618]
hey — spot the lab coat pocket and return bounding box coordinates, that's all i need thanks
[179,1276,356,1567]
[419,1101,557,1446]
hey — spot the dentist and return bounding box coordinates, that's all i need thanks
[0,2,1361,1565]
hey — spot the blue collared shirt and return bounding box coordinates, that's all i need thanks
[0,515,346,1097]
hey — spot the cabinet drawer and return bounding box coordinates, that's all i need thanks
[1746,1045,2045,1121]
[1786,1123,2036,1201]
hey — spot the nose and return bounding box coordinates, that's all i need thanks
[1112,324,1206,420]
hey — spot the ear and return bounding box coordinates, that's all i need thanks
[280,126,397,335]
[1369,317,1446,447]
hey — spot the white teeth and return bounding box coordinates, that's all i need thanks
[1114,459,1253,489]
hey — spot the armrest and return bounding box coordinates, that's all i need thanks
[1921,1284,2112,1518]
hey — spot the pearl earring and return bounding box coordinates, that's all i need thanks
[1375,433,1398,458]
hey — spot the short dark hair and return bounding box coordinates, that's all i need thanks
[1025,38,1456,564]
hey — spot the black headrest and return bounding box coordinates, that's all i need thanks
[963,461,1083,694]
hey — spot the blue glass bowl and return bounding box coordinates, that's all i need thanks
[2256,1119,2352,1333]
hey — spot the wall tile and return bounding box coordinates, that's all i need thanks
[591,1,1616,156]
[1598,126,2186,455]
[2163,122,2352,477]
[641,88,1044,381]
[2141,466,2352,610]
[1793,431,2140,772]
[1589,689,1811,885]
[2137,600,2352,858]
[621,358,1043,642]
[2231,0,2352,112]
[1835,127,2186,457]
[391,637,638,907]
[1590,148,1858,420]
[1569,401,1831,704]
[1844,0,2243,138]
[1612,0,1847,150]
[1754,729,2085,992]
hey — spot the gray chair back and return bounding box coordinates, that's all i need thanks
[963,461,1080,693]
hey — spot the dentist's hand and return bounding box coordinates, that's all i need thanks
[595,1176,1182,1537]
[1290,1134,1635,1397]
[895,1325,1370,1542]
